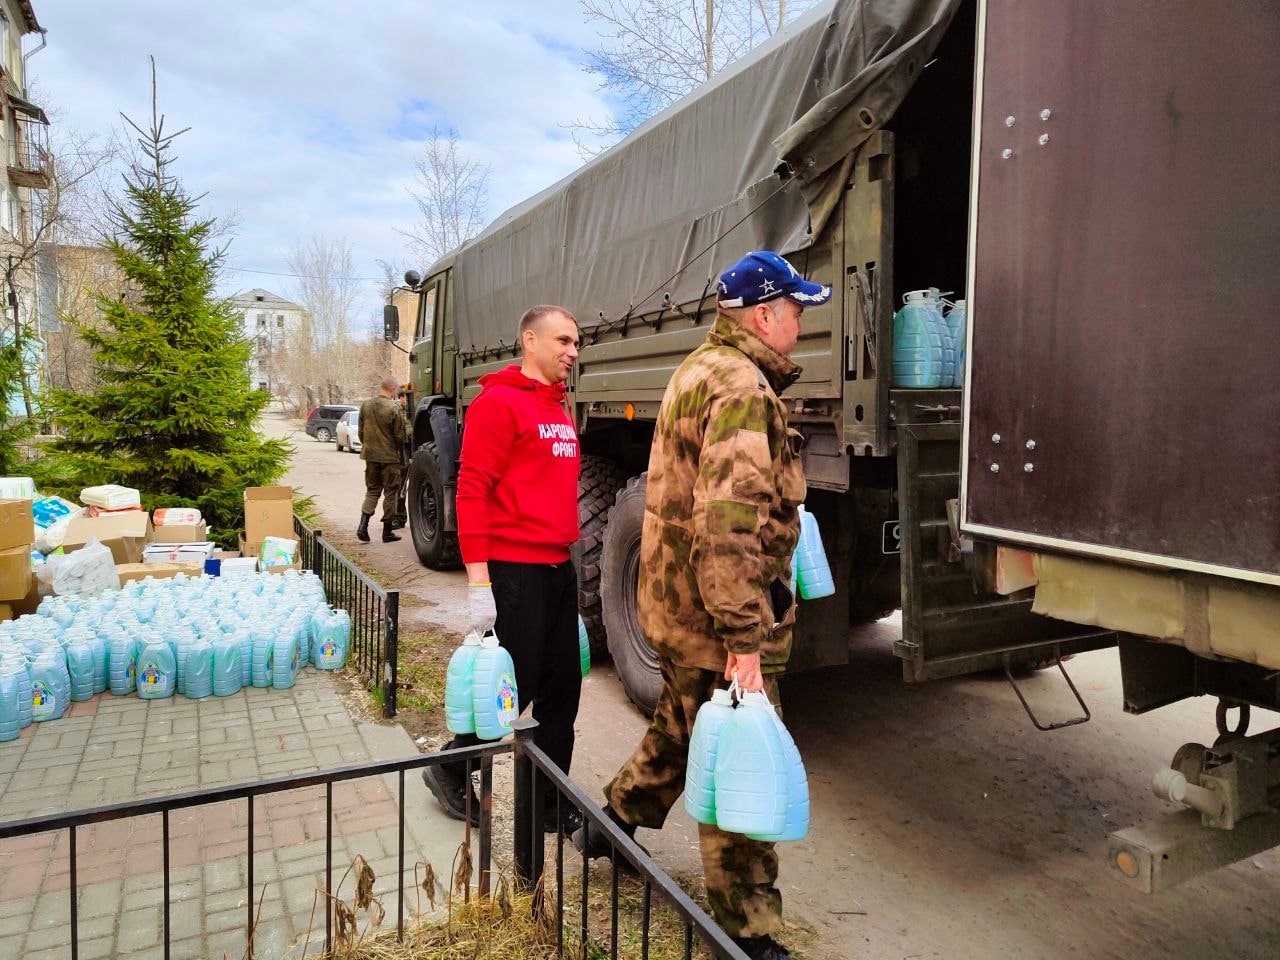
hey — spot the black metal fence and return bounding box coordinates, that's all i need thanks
[0,722,747,960]
[294,515,399,717]
[511,719,750,960]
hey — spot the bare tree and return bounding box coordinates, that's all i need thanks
[284,235,365,405]
[571,0,816,154]
[402,127,490,264]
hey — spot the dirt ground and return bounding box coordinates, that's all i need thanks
[269,413,1280,960]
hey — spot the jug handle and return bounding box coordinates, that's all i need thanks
[728,673,741,703]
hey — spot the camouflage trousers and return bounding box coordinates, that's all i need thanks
[604,659,783,939]
[361,461,404,520]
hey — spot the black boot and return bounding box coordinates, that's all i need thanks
[572,804,647,873]
[356,513,372,543]
[421,764,480,827]
[381,520,401,542]
[732,936,792,960]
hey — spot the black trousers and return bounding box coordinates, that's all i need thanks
[445,558,581,778]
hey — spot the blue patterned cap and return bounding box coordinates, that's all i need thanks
[716,251,831,308]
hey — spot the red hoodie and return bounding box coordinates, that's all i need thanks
[456,365,580,565]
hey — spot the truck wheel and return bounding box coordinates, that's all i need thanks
[571,455,627,658]
[408,442,461,570]
[601,474,661,716]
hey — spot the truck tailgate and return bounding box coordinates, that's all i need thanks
[960,0,1280,586]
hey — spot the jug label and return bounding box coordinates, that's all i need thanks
[495,673,518,725]
[31,681,54,720]
[320,640,337,663]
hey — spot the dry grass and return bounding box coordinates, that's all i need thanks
[247,843,816,960]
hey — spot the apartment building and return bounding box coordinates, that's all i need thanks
[230,288,307,400]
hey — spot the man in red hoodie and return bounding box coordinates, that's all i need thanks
[422,304,583,830]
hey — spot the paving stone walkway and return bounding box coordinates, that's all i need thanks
[0,672,469,959]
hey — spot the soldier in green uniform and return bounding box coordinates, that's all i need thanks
[356,377,410,544]
[575,251,830,960]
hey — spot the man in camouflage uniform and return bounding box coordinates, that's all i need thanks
[356,377,410,544]
[575,251,829,960]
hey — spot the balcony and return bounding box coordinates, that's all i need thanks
[7,97,50,190]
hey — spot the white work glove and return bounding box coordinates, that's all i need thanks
[467,582,498,637]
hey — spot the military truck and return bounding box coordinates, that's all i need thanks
[385,0,1280,890]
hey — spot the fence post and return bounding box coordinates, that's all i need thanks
[382,590,399,718]
[310,529,324,576]
[512,718,540,888]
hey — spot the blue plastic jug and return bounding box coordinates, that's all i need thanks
[136,639,177,700]
[312,611,349,670]
[685,687,736,826]
[272,632,298,690]
[927,288,956,387]
[65,638,96,702]
[947,299,967,388]
[30,650,70,721]
[444,633,483,735]
[712,691,789,837]
[795,507,835,600]
[9,661,31,728]
[108,634,138,696]
[184,640,214,700]
[471,634,519,741]
[211,636,242,697]
[0,670,22,742]
[746,710,809,842]
[88,633,108,695]
[235,630,253,687]
[251,628,274,688]
[892,290,945,388]
[577,616,591,678]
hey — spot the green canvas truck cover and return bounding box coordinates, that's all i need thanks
[447,0,960,355]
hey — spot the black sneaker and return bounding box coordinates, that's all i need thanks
[571,804,647,873]
[422,764,480,827]
[732,935,792,960]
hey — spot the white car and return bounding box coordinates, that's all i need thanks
[335,410,361,453]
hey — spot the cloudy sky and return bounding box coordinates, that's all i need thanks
[29,0,618,328]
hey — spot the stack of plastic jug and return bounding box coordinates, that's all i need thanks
[251,627,275,688]
[440,631,523,741]
[793,506,835,600]
[684,683,808,841]
[184,639,215,700]
[892,290,946,388]
[0,661,26,742]
[577,615,591,678]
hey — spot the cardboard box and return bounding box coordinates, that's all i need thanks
[0,602,12,621]
[151,520,207,543]
[244,486,294,545]
[143,542,215,564]
[0,544,30,601]
[63,511,153,565]
[219,556,259,577]
[0,498,34,552]
[116,561,203,584]
[11,573,40,616]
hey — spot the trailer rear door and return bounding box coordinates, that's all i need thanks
[961,0,1280,586]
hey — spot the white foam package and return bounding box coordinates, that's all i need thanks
[79,484,142,510]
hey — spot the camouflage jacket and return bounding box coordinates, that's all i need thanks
[638,312,806,673]
[358,395,409,464]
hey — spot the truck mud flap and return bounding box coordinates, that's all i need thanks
[892,391,1113,682]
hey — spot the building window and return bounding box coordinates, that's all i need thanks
[276,314,284,327]
[258,381,268,391]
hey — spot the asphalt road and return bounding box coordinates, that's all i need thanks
[269,413,1280,960]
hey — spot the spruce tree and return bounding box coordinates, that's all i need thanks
[47,66,289,544]
[0,325,37,475]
